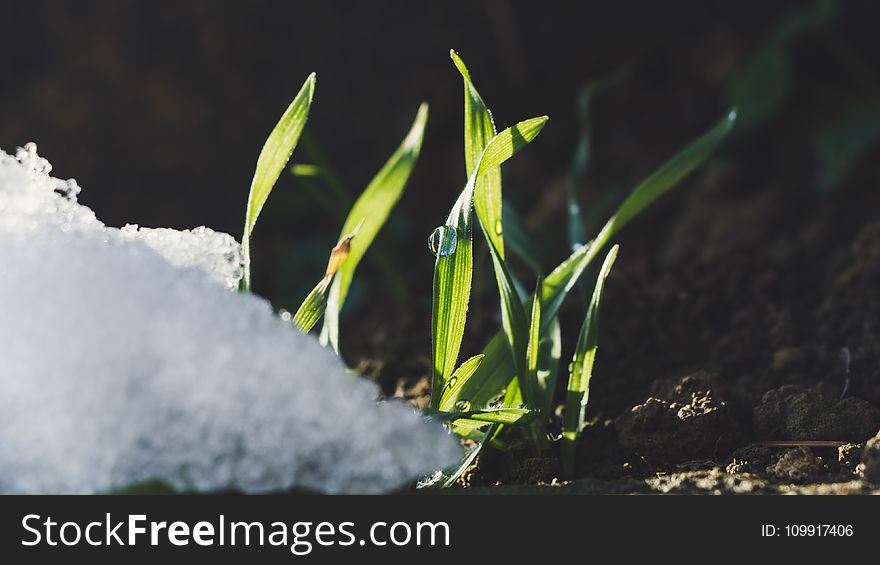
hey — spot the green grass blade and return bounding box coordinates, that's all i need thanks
[524,278,542,408]
[440,331,511,411]
[591,110,737,251]
[292,278,329,333]
[451,49,505,258]
[430,117,548,409]
[561,245,618,476]
[432,407,536,426]
[451,50,546,410]
[443,354,488,434]
[241,73,316,291]
[446,354,485,396]
[320,104,429,351]
[430,195,474,408]
[441,111,736,420]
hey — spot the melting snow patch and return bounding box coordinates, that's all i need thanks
[0,144,460,494]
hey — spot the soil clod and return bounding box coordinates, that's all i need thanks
[616,372,744,464]
[857,430,880,484]
[753,385,880,443]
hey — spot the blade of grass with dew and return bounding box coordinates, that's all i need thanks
[440,110,737,419]
[320,104,429,351]
[444,231,536,430]
[437,353,496,436]
[453,50,547,409]
[451,49,505,259]
[561,245,618,476]
[470,123,549,411]
[443,354,484,401]
[430,117,549,409]
[241,72,316,291]
[427,407,536,426]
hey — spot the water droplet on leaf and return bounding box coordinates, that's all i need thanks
[454,400,471,412]
[494,219,503,236]
[428,225,458,257]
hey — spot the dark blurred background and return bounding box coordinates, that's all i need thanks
[3,1,880,392]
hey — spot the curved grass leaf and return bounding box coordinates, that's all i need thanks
[431,117,548,409]
[440,110,737,419]
[444,354,485,397]
[241,72,316,291]
[593,110,737,248]
[451,50,504,258]
[561,245,618,476]
[428,407,536,426]
[452,52,549,412]
[439,330,509,412]
[524,278,542,408]
[320,103,429,351]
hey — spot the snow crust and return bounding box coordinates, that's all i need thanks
[0,143,459,494]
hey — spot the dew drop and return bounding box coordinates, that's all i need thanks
[454,399,471,412]
[494,219,503,236]
[428,225,458,257]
